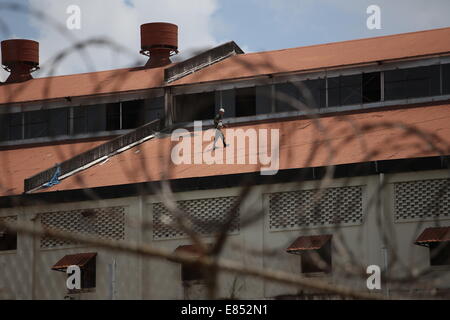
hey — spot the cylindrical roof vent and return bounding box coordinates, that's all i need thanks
[140,22,178,68]
[1,39,39,83]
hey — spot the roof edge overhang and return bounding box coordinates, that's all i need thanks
[1,155,448,209]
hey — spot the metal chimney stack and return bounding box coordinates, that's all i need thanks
[1,39,39,83]
[140,22,178,68]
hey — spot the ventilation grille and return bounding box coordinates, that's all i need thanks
[395,179,450,221]
[0,215,17,230]
[269,186,363,230]
[40,206,125,248]
[152,196,239,240]
[165,41,244,83]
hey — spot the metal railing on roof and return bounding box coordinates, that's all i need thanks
[165,41,244,83]
[24,119,161,193]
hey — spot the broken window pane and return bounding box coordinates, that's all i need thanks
[384,65,441,100]
[235,87,256,117]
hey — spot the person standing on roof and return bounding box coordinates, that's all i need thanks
[213,107,228,150]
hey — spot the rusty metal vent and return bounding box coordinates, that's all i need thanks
[40,206,125,248]
[286,234,332,253]
[24,118,161,193]
[165,41,244,83]
[415,226,450,247]
[152,196,240,240]
[51,252,97,271]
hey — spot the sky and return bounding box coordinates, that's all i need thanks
[0,0,449,81]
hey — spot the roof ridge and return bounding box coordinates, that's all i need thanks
[239,26,450,57]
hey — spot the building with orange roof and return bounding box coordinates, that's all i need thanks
[0,23,450,300]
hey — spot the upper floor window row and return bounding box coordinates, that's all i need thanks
[173,63,450,123]
[0,97,164,143]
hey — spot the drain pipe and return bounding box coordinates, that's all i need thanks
[378,170,390,298]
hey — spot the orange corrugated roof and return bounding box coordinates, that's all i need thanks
[1,27,450,104]
[0,65,166,105]
[170,27,450,85]
[7,102,447,196]
[0,138,109,196]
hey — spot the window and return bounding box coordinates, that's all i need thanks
[122,100,145,129]
[301,240,332,273]
[328,74,362,107]
[24,110,49,139]
[362,72,381,103]
[73,105,107,134]
[275,82,300,112]
[443,63,450,95]
[276,79,326,112]
[286,235,332,274]
[235,87,256,117]
[429,242,450,266]
[105,103,120,131]
[51,253,97,291]
[0,227,17,251]
[384,65,441,100]
[48,108,69,137]
[174,92,215,123]
[181,262,205,282]
[0,113,23,142]
[145,97,164,124]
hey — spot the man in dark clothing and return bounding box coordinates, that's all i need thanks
[213,107,228,149]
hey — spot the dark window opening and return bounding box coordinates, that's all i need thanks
[235,87,256,117]
[328,74,362,107]
[276,79,326,112]
[48,108,69,137]
[0,113,23,141]
[443,63,450,95]
[74,105,107,134]
[181,262,205,282]
[384,65,441,100]
[362,72,381,103]
[0,227,17,251]
[145,97,164,124]
[275,82,299,112]
[301,241,332,274]
[430,242,450,266]
[122,100,145,129]
[301,79,326,109]
[105,103,120,131]
[174,92,215,123]
[25,110,49,139]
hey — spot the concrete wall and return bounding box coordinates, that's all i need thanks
[1,169,450,299]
